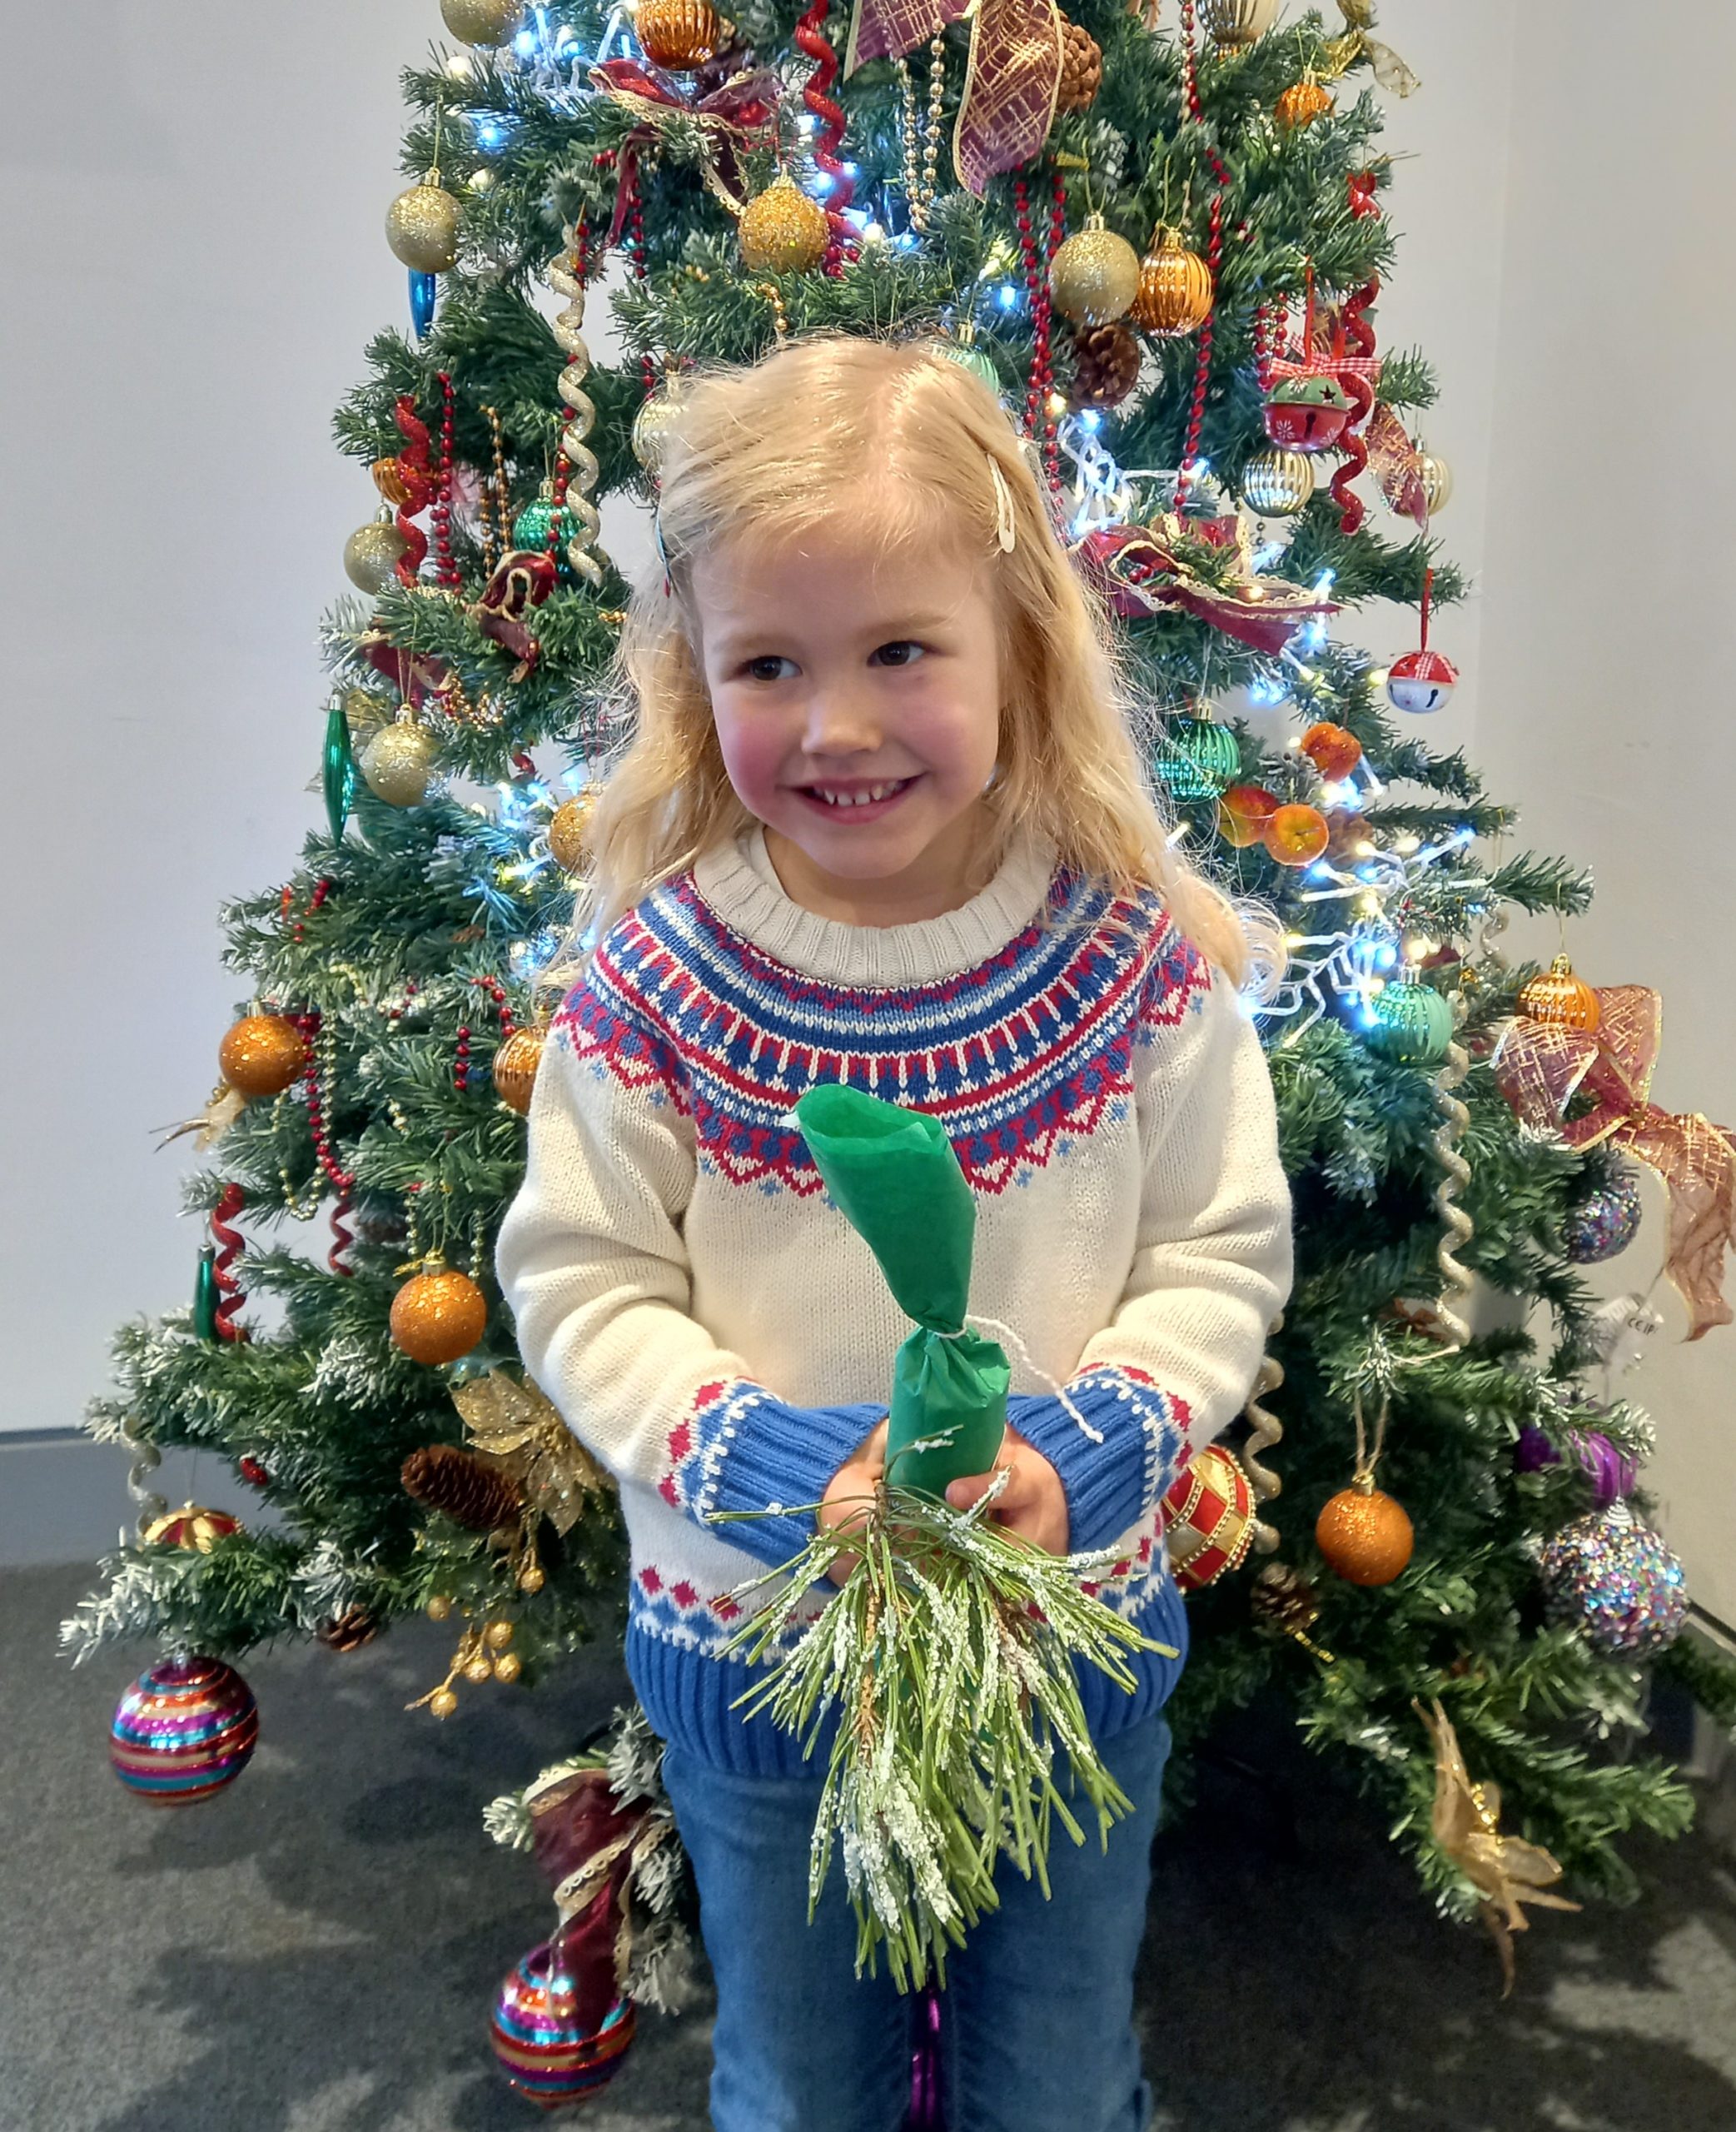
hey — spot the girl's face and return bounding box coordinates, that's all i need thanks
[689,522,1003,923]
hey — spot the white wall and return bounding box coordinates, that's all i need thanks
[1475,2,1736,1624]
[6,1,1727,1622]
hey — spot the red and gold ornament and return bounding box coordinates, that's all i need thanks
[142,1506,242,1553]
[1159,1445,1261,1592]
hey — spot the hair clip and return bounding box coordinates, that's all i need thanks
[988,456,1017,553]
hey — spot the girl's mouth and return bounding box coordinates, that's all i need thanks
[791,775,921,823]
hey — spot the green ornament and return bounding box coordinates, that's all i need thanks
[1155,717,1241,802]
[192,1246,220,1342]
[323,704,358,844]
[513,486,576,584]
[1270,373,1351,410]
[1367,979,1455,1066]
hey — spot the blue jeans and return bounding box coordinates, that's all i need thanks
[660,1709,1169,2132]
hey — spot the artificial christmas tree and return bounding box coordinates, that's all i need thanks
[63,0,1736,2061]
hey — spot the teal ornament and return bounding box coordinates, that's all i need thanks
[323,704,357,844]
[409,269,439,340]
[192,1246,220,1342]
[1155,718,1240,802]
[1367,979,1455,1066]
[512,492,575,583]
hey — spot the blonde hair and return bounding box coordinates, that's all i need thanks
[557,333,1272,989]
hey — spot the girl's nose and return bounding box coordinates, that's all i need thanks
[803,687,881,755]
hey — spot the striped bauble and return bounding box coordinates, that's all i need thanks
[110,1655,258,1805]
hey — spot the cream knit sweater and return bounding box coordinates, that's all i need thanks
[495,823,1294,1773]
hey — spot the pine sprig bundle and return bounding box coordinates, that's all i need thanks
[713,1474,1174,1992]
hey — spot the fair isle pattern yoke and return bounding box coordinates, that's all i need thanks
[552,865,1211,1196]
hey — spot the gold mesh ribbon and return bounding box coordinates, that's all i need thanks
[846,0,1063,197]
[1493,984,1736,1338]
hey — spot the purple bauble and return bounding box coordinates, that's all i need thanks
[1563,1169,1644,1264]
[110,1655,258,1804]
[1539,1505,1689,1657]
[490,1941,635,2110]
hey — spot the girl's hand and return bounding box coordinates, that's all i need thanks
[943,1426,1069,1557]
[818,1416,888,1587]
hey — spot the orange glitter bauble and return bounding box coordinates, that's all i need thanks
[1263,803,1331,867]
[1517,954,1600,1032]
[492,1028,545,1116]
[1218,783,1280,849]
[1275,76,1334,130]
[1301,721,1363,781]
[219,1014,306,1098]
[390,1266,489,1366]
[1315,1483,1415,1587]
[634,0,719,68]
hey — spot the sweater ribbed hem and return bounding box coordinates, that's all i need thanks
[705,1392,885,1570]
[627,1572,1187,1778]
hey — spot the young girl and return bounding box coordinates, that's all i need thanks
[495,334,1293,2132]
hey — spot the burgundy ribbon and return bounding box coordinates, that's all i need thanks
[589,59,781,248]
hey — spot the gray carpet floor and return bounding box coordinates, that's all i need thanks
[4,1561,1734,2132]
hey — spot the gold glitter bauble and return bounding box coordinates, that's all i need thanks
[493,1650,524,1683]
[220,1014,306,1098]
[343,516,408,595]
[492,1028,545,1115]
[738,172,829,275]
[485,1619,515,1651]
[386,180,461,273]
[1241,446,1316,516]
[1315,1482,1415,1587]
[631,381,686,473]
[426,1594,454,1621]
[547,790,597,874]
[361,720,440,806]
[1049,215,1141,327]
[1130,227,1213,337]
[1199,0,1277,44]
[463,1654,495,1685]
[518,1562,546,1594]
[390,1266,489,1365]
[1415,451,1453,516]
[636,0,719,68]
[429,1686,460,1719]
[440,0,523,44]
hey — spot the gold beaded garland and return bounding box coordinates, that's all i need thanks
[1049,214,1142,328]
[738,172,829,275]
[1130,227,1213,337]
[386,178,461,273]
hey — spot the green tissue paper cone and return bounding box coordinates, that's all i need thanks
[793,1083,1009,1496]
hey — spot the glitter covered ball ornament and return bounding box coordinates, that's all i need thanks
[1240,446,1315,516]
[1315,1481,1414,1587]
[1275,73,1335,130]
[343,511,410,594]
[361,720,441,806]
[738,172,828,274]
[1540,1502,1688,1657]
[390,1263,489,1365]
[386,178,461,273]
[1049,215,1142,328]
[440,0,523,44]
[220,1014,306,1098]
[1159,1446,1258,1593]
[1563,1158,1644,1263]
[490,1941,637,2107]
[110,1655,259,1804]
[547,790,596,874]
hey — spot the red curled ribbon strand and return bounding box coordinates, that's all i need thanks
[1328,276,1379,535]
[795,0,856,273]
[328,1187,356,1279]
[391,395,435,585]
[211,1183,251,1343]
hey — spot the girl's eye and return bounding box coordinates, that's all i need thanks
[742,655,797,683]
[869,640,926,669]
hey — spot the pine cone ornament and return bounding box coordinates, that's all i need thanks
[1250,1560,1322,1636]
[400,1443,524,1532]
[315,1606,381,1652]
[1069,321,1142,409]
[1056,19,1103,111]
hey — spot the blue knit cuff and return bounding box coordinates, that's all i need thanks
[1010,1368,1190,1555]
[699,1384,885,1572]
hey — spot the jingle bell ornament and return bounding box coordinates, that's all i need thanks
[1315,1478,1414,1587]
[343,511,410,595]
[1539,1501,1687,1657]
[738,172,829,274]
[1130,227,1213,338]
[110,1655,259,1804]
[493,1026,545,1115]
[390,1262,489,1365]
[1517,954,1599,1032]
[1050,214,1142,328]
[220,1014,306,1098]
[386,177,461,274]
[1158,1446,1259,1593]
[1385,568,1458,714]
[490,1942,637,2107]
[1263,374,1352,454]
[635,0,719,70]
[1240,446,1315,516]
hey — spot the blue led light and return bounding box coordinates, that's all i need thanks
[997,283,1019,308]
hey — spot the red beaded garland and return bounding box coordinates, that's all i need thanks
[431,370,460,590]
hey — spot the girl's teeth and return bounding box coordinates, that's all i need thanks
[813,780,906,806]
